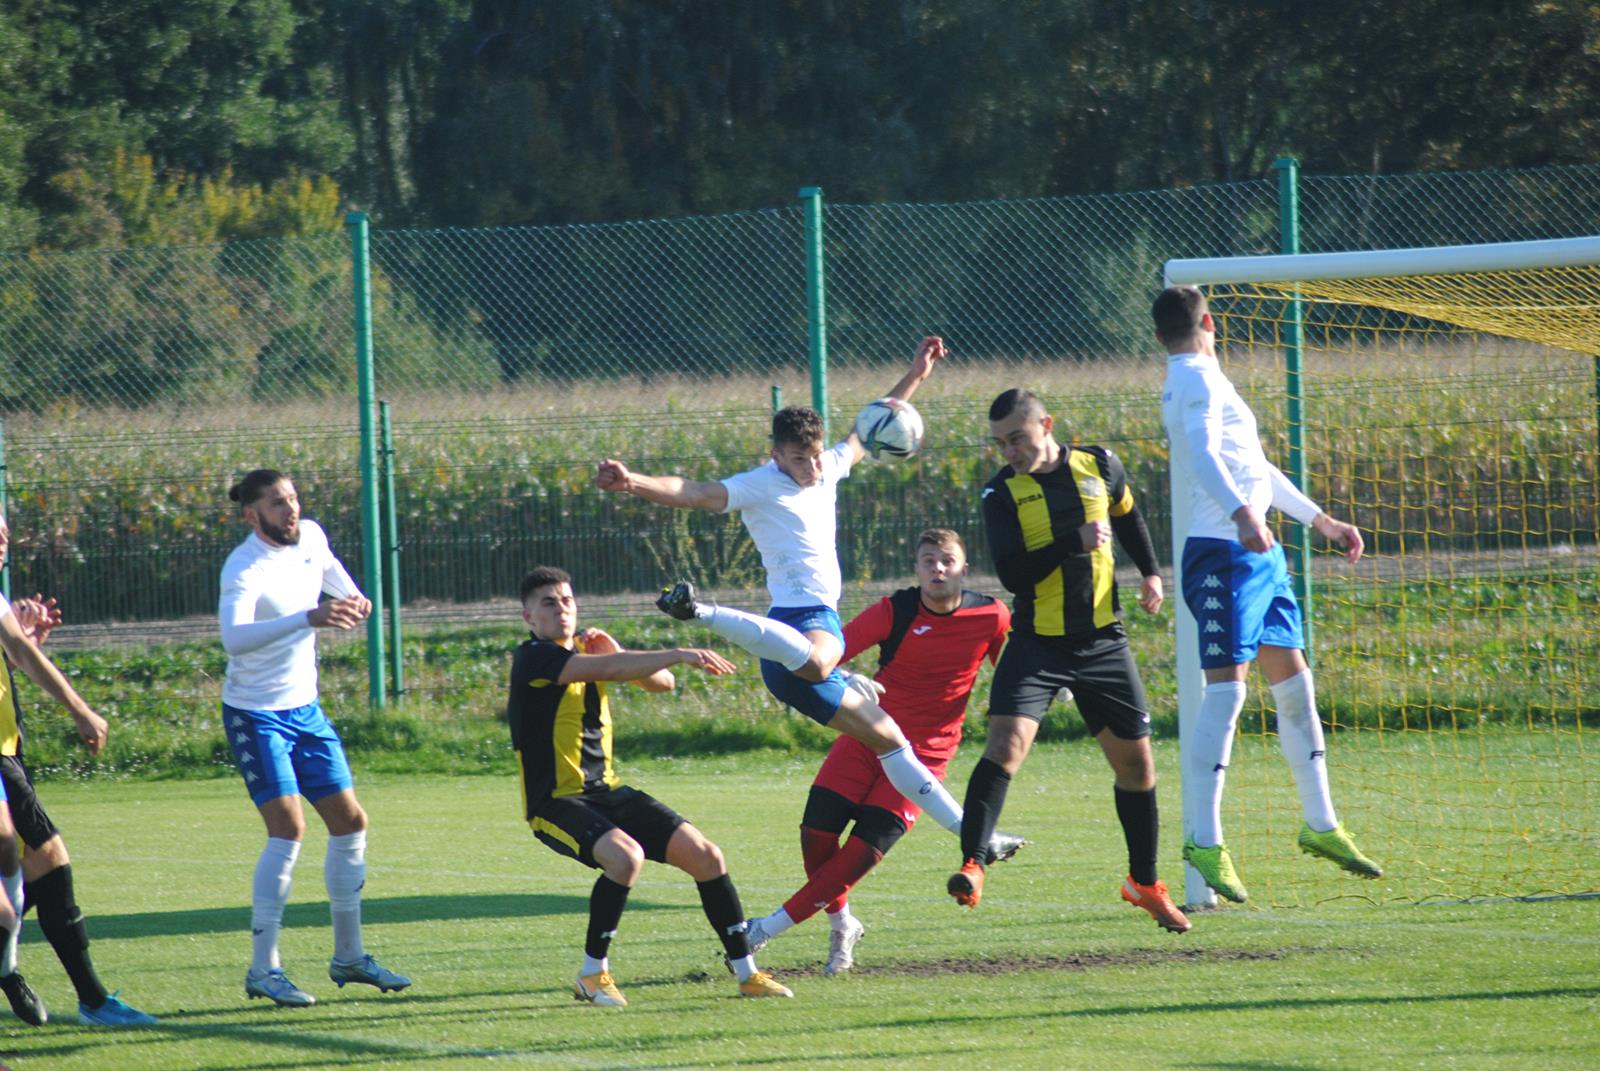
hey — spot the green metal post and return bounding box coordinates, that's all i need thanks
[771,385,783,413]
[0,416,8,600]
[799,187,829,438]
[380,401,404,699]
[347,211,386,707]
[1275,156,1313,657]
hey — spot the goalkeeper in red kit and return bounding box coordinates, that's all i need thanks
[737,528,1022,975]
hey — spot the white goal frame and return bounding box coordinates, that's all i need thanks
[1161,234,1600,908]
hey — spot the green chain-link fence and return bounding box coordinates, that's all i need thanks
[2,162,1597,650]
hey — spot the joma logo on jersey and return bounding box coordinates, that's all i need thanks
[912,625,932,635]
[1013,491,1044,506]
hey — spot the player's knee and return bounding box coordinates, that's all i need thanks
[850,808,906,857]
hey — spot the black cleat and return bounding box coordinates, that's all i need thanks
[985,831,1029,866]
[656,580,701,621]
[1,972,47,1025]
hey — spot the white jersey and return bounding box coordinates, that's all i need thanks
[720,442,854,609]
[218,519,361,710]
[0,592,10,622]
[1162,351,1320,541]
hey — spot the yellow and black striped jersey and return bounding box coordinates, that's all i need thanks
[0,660,22,756]
[507,636,621,818]
[981,443,1159,639]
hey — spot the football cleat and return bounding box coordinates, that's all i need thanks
[246,967,317,1007]
[655,581,701,621]
[1297,822,1382,878]
[0,972,47,1025]
[1120,876,1192,933]
[985,830,1029,865]
[573,970,627,1007]
[822,916,865,976]
[743,916,773,955]
[78,992,158,1027]
[738,970,793,998]
[947,858,985,908]
[330,954,412,993]
[1183,837,1248,903]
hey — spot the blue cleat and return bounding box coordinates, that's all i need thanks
[78,991,157,1027]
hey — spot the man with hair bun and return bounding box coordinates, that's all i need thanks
[219,469,410,1008]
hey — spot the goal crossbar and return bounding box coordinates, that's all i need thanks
[1164,234,1600,288]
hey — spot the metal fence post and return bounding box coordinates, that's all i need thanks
[1275,156,1314,658]
[380,400,404,699]
[799,186,829,437]
[347,211,386,708]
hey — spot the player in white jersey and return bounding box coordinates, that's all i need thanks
[1154,286,1381,903]
[596,338,974,844]
[0,512,157,1026]
[219,469,410,1007]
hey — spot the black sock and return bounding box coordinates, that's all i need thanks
[26,865,108,1008]
[1115,785,1160,886]
[695,874,750,961]
[960,758,1011,865]
[585,875,630,961]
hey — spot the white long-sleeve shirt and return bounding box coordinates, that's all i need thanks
[1161,351,1320,541]
[218,519,361,710]
[720,442,854,609]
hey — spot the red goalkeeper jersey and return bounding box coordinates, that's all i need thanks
[842,588,1011,764]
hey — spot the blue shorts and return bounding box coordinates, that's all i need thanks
[223,699,354,807]
[1181,537,1304,669]
[758,604,850,726]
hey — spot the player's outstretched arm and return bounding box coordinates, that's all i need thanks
[0,612,107,754]
[596,459,729,512]
[558,646,735,684]
[844,336,946,464]
[579,627,675,692]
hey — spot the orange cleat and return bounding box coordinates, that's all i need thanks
[1120,876,1192,933]
[947,858,985,908]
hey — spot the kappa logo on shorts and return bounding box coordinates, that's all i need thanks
[1204,620,1224,633]
[1202,596,1223,610]
[1205,643,1225,657]
[1201,574,1223,588]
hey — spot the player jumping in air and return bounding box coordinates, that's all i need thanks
[1155,285,1380,903]
[597,337,990,853]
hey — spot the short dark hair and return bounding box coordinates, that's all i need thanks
[520,565,572,604]
[229,469,288,508]
[914,527,966,557]
[771,405,824,447]
[988,388,1046,424]
[1152,286,1209,344]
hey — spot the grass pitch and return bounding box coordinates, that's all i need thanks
[2,744,1596,1071]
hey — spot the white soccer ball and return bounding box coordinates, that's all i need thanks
[853,397,924,459]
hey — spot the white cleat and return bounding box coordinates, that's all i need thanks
[822,916,865,976]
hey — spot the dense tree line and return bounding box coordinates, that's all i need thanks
[0,0,1595,248]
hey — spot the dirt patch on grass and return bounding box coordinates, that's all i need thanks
[684,946,1293,984]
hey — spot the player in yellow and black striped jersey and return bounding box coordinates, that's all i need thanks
[947,390,1190,934]
[508,565,793,1004]
[0,512,162,1025]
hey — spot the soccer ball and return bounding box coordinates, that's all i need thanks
[853,398,924,459]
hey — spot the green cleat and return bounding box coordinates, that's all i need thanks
[1182,837,1249,903]
[1298,822,1382,878]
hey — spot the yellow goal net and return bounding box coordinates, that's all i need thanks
[1164,237,1599,907]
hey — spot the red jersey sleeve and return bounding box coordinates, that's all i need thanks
[842,597,895,663]
[985,601,1012,665]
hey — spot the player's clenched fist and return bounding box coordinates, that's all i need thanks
[596,459,632,493]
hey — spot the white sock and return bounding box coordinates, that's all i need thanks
[325,830,367,964]
[878,746,964,833]
[828,903,855,932]
[1189,682,1247,847]
[581,954,608,976]
[703,606,812,671]
[1272,671,1338,831]
[0,868,22,976]
[251,837,301,973]
[728,955,755,982]
[758,906,795,938]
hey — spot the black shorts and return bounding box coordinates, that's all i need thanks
[0,755,60,850]
[988,627,1152,740]
[529,785,687,869]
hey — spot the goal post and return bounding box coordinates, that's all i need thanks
[1163,236,1600,908]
